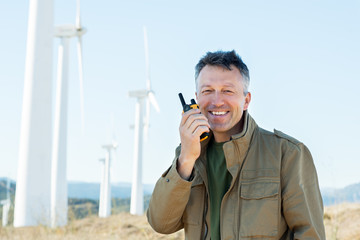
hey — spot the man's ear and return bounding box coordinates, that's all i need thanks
[195,91,198,101]
[243,92,251,110]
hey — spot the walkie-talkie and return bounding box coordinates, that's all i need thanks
[178,93,209,142]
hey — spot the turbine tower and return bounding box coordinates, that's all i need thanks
[14,0,54,227]
[50,0,86,228]
[98,158,106,217]
[98,142,118,218]
[1,178,11,226]
[129,27,160,215]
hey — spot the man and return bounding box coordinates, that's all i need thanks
[147,50,325,239]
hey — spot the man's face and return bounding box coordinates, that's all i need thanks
[196,65,251,142]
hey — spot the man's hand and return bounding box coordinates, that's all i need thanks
[177,108,210,180]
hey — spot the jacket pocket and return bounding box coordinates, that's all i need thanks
[239,181,279,238]
[183,183,204,226]
[182,183,205,240]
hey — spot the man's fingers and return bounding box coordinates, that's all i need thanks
[188,119,210,134]
[179,109,210,143]
[180,108,200,126]
[192,125,210,138]
[182,113,209,130]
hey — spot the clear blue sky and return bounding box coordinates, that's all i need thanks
[0,0,359,189]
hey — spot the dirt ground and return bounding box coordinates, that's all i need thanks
[1,203,359,240]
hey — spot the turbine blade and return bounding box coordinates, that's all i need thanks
[76,0,81,29]
[77,36,85,132]
[143,26,150,90]
[148,91,160,112]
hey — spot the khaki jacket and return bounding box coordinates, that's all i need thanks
[147,112,325,239]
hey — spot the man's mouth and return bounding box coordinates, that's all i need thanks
[209,111,228,116]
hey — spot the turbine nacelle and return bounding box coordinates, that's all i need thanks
[128,89,160,111]
[128,89,148,99]
[54,24,86,38]
[98,158,105,163]
[102,142,118,151]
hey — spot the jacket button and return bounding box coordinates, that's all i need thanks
[166,178,170,182]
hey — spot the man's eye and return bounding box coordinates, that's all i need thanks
[202,90,212,94]
[224,90,234,93]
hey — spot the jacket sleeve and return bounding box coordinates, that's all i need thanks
[281,142,326,239]
[146,147,193,234]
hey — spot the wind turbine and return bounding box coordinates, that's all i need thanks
[51,0,86,228]
[98,142,118,218]
[14,0,54,227]
[129,27,160,215]
[1,178,11,227]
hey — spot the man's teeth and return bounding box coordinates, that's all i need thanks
[211,111,227,115]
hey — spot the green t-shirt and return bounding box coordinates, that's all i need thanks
[206,139,232,240]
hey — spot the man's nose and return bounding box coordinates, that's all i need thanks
[212,92,224,107]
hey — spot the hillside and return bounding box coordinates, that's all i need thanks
[1,203,360,239]
[322,182,360,205]
[0,179,15,201]
[0,196,152,225]
[1,178,360,205]
[0,179,156,201]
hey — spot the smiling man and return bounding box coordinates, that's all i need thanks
[147,50,325,239]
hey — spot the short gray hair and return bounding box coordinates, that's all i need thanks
[195,50,250,95]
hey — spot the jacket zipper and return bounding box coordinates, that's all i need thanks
[202,191,208,240]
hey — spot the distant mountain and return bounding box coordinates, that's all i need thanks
[68,181,155,200]
[0,178,154,201]
[321,182,360,206]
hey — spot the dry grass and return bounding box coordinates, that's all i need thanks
[324,203,360,240]
[0,212,184,240]
[1,203,360,239]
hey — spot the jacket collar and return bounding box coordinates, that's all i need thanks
[223,111,258,174]
[194,110,258,182]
